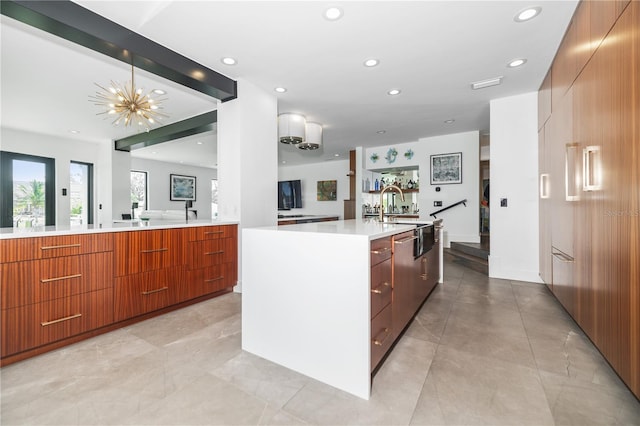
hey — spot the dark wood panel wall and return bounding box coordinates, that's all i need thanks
[538,0,639,399]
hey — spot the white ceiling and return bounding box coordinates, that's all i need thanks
[1,1,578,167]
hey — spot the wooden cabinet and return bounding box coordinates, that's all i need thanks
[114,266,184,321]
[370,235,393,370]
[539,0,639,399]
[1,223,238,365]
[181,225,238,302]
[114,228,185,276]
[391,231,416,340]
[0,234,114,358]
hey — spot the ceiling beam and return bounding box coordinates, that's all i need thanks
[115,111,217,152]
[0,0,237,101]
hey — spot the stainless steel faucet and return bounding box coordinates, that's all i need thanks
[379,184,405,222]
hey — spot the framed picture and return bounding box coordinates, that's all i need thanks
[430,152,462,185]
[317,180,337,201]
[170,174,196,201]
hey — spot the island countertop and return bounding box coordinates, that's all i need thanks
[242,218,443,400]
[262,218,433,239]
[0,219,239,239]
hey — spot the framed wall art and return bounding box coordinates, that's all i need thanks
[430,152,462,185]
[317,180,337,201]
[170,174,196,201]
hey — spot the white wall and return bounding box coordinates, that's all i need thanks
[1,127,111,225]
[489,92,541,282]
[217,78,278,292]
[278,160,349,218]
[130,157,217,220]
[364,131,480,246]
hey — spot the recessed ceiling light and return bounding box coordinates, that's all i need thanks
[152,89,166,95]
[508,58,527,68]
[334,153,340,157]
[196,141,203,145]
[221,57,237,65]
[151,151,157,154]
[275,87,287,93]
[324,7,343,21]
[471,76,503,90]
[387,89,401,96]
[282,160,286,164]
[376,130,386,134]
[69,129,79,134]
[363,59,379,67]
[514,7,541,22]
[444,119,455,124]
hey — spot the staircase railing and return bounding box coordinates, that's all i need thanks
[430,199,467,218]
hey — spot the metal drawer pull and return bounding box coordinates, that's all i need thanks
[141,287,169,295]
[552,251,574,263]
[371,282,390,294]
[41,274,82,283]
[204,231,224,235]
[205,276,224,283]
[420,273,428,280]
[205,250,224,255]
[395,236,418,244]
[371,247,391,255]
[41,313,82,327]
[372,327,391,346]
[140,248,168,253]
[40,244,80,250]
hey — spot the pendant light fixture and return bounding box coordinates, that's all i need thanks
[298,122,322,150]
[278,113,306,144]
[90,64,168,128]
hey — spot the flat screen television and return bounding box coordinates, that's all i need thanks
[278,179,302,210]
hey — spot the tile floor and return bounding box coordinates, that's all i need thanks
[1,259,639,425]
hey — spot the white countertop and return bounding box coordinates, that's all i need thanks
[258,218,433,240]
[0,219,238,239]
[277,214,339,222]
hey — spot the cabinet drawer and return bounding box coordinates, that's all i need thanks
[1,252,113,309]
[114,267,183,322]
[1,289,113,357]
[370,237,392,265]
[114,229,185,276]
[0,233,113,263]
[181,263,235,302]
[371,303,393,371]
[187,225,237,242]
[187,238,236,269]
[371,259,392,318]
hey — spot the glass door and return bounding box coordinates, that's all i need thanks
[70,161,93,225]
[0,151,55,228]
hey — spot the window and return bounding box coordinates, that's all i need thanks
[0,151,55,228]
[70,161,93,225]
[130,170,147,219]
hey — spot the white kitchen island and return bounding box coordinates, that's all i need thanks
[242,218,440,399]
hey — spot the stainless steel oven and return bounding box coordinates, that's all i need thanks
[414,224,435,258]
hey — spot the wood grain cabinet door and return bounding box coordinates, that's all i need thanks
[114,267,184,322]
[1,289,113,357]
[1,252,113,309]
[0,233,113,263]
[114,229,185,276]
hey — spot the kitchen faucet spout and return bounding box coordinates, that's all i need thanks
[379,185,405,222]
